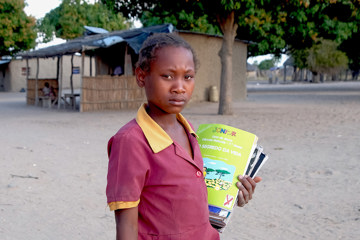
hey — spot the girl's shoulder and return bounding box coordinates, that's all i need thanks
[113,119,143,139]
[107,118,151,157]
[109,118,148,147]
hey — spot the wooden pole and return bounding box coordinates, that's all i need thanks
[56,56,60,107]
[80,51,85,112]
[70,54,74,109]
[90,55,92,76]
[35,58,39,106]
[124,45,133,76]
[58,56,63,109]
[26,58,29,104]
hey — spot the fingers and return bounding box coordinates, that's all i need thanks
[240,175,257,196]
[236,175,262,207]
[236,180,250,206]
[236,175,258,205]
[253,176,262,183]
[237,191,246,207]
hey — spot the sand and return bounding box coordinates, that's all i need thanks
[1,81,359,240]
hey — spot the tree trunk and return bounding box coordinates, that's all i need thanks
[345,69,348,81]
[293,67,298,82]
[217,11,238,115]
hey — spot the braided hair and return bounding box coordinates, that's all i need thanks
[136,33,199,72]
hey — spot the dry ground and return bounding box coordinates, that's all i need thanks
[1,81,359,240]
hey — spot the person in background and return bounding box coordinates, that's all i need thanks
[42,82,56,102]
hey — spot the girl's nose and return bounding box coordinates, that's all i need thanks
[172,79,186,94]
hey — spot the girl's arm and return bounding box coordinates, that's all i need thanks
[114,207,138,240]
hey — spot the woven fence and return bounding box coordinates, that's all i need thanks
[81,75,145,112]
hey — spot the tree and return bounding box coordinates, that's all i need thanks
[37,0,131,42]
[102,0,275,115]
[307,38,348,81]
[340,31,360,75]
[205,167,215,175]
[281,1,359,72]
[244,1,360,57]
[102,0,360,113]
[215,169,230,180]
[140,9,221,35]
[0,0,36,56]
[258,59,275,71]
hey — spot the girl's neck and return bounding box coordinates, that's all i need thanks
[146,104,180,132]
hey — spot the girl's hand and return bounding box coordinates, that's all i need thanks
[236,175,262,207]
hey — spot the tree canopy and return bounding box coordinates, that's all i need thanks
[37,0,131,42]
[258,59,275,71]
[0,0,36,56]
[110,0,360,69]
[103,0,261,114]
[102,0,360,114]
[307,38,348,76]
[340,31,360,72]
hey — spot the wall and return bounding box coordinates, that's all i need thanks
[4,55,95,92]
[178,32,248,102]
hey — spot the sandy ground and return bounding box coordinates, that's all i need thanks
[1,81,359,240]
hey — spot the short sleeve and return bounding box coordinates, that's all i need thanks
[106,127,150,209]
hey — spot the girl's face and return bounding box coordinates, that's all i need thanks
[136,46,195,115]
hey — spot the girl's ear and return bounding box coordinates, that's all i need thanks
[135,67,146,88]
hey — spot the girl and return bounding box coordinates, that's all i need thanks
[106,33,261,240]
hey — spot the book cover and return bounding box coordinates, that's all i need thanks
[196,123,258,211]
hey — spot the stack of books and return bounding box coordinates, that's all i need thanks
[196,124,269,232]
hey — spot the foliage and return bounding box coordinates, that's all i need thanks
[0,0,36,56]
[243,0,360,59]
[205,168,215,174]
[140,10,221,35]
[258,59,275,70]
[102,0,360,114]
[101,0,221,34]
[283,0,359,74]
[102,0,259,114]
[37,0,130,42]
[340,31,360,72]
[215,169,230,180]
[291,49,310,70]
[103,0,360,60]
[307,39,348,75]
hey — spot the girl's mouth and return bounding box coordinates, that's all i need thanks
[169,98,186,106]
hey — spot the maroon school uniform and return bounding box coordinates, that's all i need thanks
[106,104,219,239]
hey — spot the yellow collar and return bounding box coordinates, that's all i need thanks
[135,104,197,153]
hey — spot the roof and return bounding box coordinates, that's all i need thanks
[18,24,174,59]
[178,29,253,45]
[84,26,109,35]
[0,59,11,66]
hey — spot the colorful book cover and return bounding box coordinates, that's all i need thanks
[197,124,258,211]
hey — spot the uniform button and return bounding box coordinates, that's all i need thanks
[196,171,202,177]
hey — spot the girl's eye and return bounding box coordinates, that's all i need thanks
[185,75,194,81]
[162,75,172,80]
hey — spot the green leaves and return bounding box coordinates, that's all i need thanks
[37,1,130,42]
[101,0,360,74]
[0,0,36,56]
[307,38,348,75]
